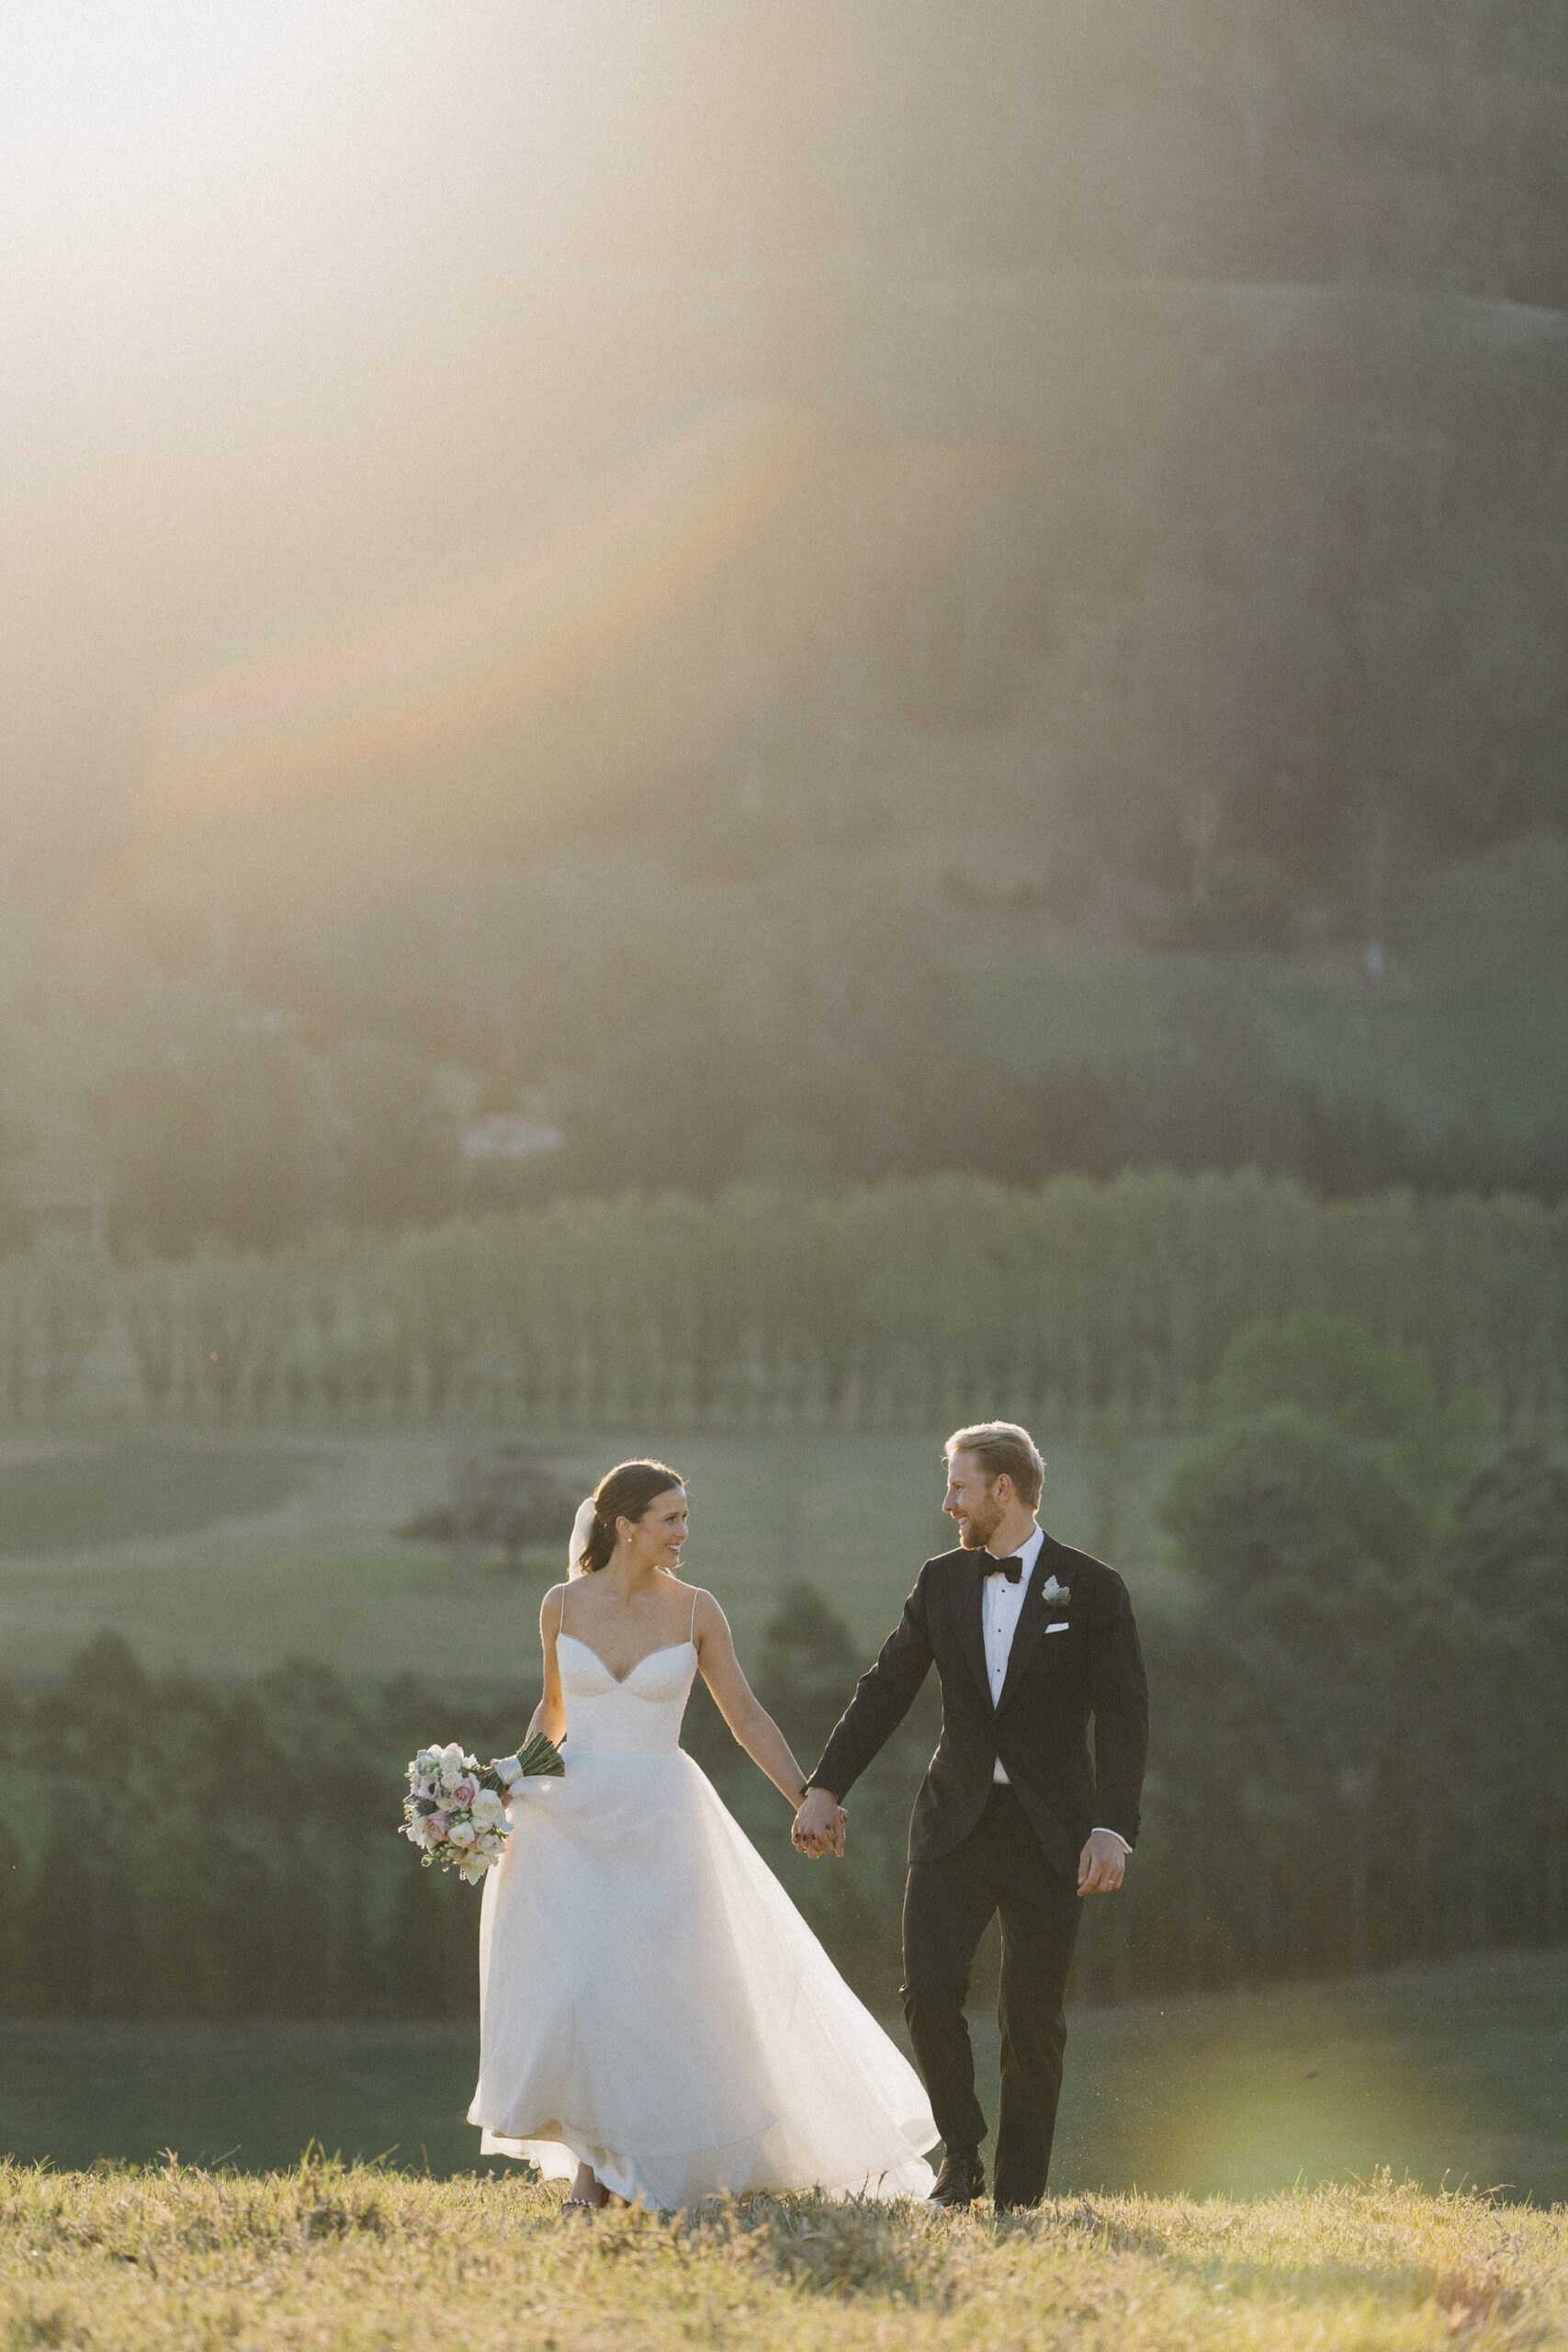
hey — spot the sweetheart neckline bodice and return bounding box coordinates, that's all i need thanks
[557,1630,697,1687]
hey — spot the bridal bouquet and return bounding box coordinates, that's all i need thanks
[400,1732,565,1882]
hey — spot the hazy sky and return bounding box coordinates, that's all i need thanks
[10,3,1552,929]
[1,3,765,868]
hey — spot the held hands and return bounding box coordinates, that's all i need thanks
[792,1785,846,1860]
[1077,1829,1126,1896]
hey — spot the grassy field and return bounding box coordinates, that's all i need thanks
[0,2164,1561,2352]
[0,1444,318,1557]
[0,1426,1189,1681]
[3,1955,1562,2205]
[958,826,1568,1142]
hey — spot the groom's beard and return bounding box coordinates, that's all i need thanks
[956,1501,1005,1551]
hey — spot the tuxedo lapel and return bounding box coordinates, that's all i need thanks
[951,1553,992,1709]
[997,1546,1055,1713]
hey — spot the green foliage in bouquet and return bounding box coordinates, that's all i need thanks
[401,1732,564,1881]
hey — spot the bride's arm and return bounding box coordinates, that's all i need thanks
[694,1591,811,1809]
[526,1584,569,1748]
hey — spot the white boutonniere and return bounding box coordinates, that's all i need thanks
[1041,1574,1070,1608]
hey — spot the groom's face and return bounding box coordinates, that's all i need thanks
[943,1449,1007,1550]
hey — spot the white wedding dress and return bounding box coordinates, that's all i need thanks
[468,1591,938,2208]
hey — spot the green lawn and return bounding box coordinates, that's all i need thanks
[0,1442,317,1555]
[959,831,1568,1142]
[1032,1951,1568,2205]
[0,1427,1188,1681]
[2,1953,1561,2201]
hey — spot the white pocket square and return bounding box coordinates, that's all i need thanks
[1045,1621,1071,1635]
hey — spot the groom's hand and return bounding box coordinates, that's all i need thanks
[1077,1830,1126,1895]
[793,1785,846,1859]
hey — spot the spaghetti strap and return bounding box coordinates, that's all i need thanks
[689,1587,701,1645]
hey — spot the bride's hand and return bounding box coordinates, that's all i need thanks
[792,1786,846,1859]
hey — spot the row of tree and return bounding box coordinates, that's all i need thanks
[86,1010,1568,1263]
[6,1174,1566,1433]
[3,1323,1562,2019]
[1129,1325,1568,1993]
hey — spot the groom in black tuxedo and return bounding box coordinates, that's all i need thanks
[793,1421,1148,2210]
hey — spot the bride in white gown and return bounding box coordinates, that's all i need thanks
[468,1459,938,2211]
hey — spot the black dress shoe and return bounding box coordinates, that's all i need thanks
[927,2150,986,2208]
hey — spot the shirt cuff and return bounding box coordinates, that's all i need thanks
[1091,1827,1131,1853]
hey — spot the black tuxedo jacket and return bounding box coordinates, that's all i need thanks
[810,1534,1149,1881]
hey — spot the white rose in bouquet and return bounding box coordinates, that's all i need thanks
[400,1728,564,1876]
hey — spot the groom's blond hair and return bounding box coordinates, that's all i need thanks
[945,1421,1044,1510]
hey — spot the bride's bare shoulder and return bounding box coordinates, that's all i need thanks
[540,1582,569,1633]
[676,1580,729,1634]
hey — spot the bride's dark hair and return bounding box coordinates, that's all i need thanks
[576,1459,684,1574]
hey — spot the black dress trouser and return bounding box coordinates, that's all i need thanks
[901,1783,1083,2207]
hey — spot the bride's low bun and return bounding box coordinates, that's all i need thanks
[575,1507,615,1576]
[574,1459,684,1573]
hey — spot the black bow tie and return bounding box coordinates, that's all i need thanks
[982,1554,1023,1583]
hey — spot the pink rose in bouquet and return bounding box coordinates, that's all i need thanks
[400,1731,564,1877]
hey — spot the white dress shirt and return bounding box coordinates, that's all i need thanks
[981,1522,1130,1855]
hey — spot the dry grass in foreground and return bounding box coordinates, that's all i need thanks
[1,2158,1563,2351]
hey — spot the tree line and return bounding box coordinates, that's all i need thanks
[3,1354,1561,2023]
[4,1173,1565,1436]
[84,1010,1568,1265]
[1122,1321,1568,1997]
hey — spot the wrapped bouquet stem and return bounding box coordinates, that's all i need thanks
[401,1731,565,1882]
